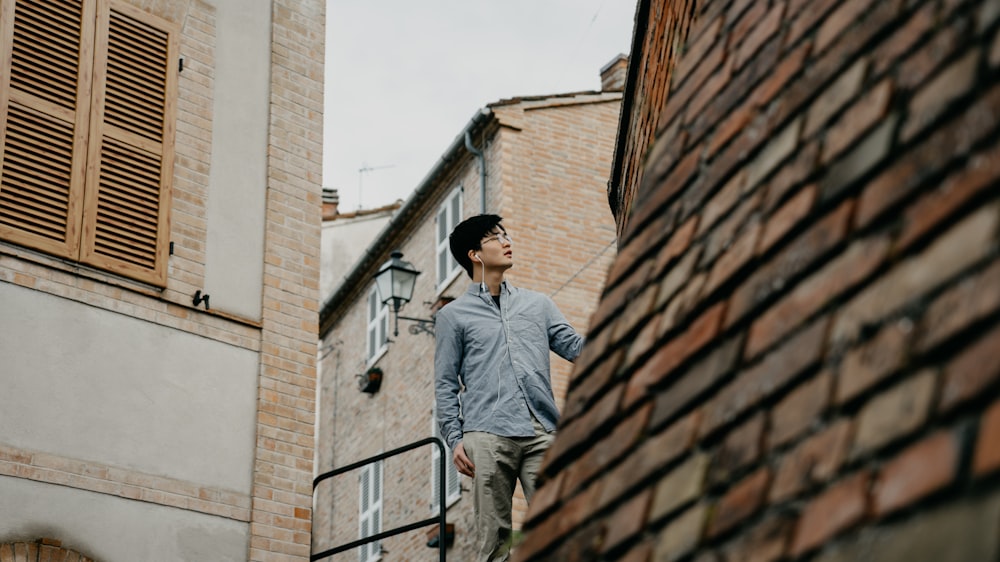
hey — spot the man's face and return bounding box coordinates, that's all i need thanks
[477,226,513,270]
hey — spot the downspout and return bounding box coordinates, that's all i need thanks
[464,131,486,213]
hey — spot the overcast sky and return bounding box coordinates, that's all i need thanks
[323,1,639,212]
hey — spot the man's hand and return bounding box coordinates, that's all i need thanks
[453,441,475,477]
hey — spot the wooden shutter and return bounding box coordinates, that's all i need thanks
[80,0,177,285]
[0,0,95,259]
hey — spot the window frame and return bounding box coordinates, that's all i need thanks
[435,186,463,289]
[366,286,389,364]
[358,459,384,562]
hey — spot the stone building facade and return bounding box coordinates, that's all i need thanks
[314,69,624,560]
[517,0,1000,560]
[0,1,323,560]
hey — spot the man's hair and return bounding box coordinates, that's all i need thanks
[449,214,504,278]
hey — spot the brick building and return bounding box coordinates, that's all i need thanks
[517,0,1000,560]
[0,1,322,560]
[314,60,626,560]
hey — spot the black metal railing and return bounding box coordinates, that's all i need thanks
[312,437,448,562]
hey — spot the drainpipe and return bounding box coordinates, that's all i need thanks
[464,130,486,213]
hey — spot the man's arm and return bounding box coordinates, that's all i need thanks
[434,311,465,450]
[545,297,585,361]
[434,310,476,477]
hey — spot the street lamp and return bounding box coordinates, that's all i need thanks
[374,250,435,336]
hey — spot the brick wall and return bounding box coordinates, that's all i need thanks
[517,0,1000,560]
[252,0,324,560]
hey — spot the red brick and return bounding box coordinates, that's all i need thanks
[751,41,811,109]
[898,23,965,91]
[790,471,871,557]
[819,113,898,201]
[526,471,566,525]
[974,398,1000,477]
[818,0,895,53]
[786,0,840,48]
[855,84,1000,229]
[754,216,893,348]
[517,482,603,559]
[837,319,911,404]
[698,172,748,237]
[822,78,893,164]
[764,142,819,212]
[746,117,803,189]
[851,369,937,459]
[901,48,981,141]
[757,185,816,256]
[730,1,768,49]
[722,513,794,562]
[563,403,652,493]
[657,271,709,338]
[652,502,709,562]
[544,383,625,474]
[685,57,736,126]
[871,1,936,76]
[917,259,1000,353]
[650,334,745,431]
[651,453,710,520]
[804,59,867,138]
[660,40,727,132]
[655,215,699,276]
[769,370,832,449]
[709,413,766,485]
[602,489,653,555]
[702,317,829,438]
[618,540,653,562]
[702,188,762,266]
[596,411,701,512]
[654,247,701,313]
[562,348,624,424]
[708,107,754,157]
[940,323,1000,413]
[832,204,998,344]
[732,198,855,337]
[708,468,772,538]
[626,303,726,406]
[674,16,723,87]
[873,430,960,517]
[704,220,762,297]
[733,2,785,70]
[898,142,1000,253]
[770,419,852,502]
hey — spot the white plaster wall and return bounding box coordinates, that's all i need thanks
[202,0,272,320]
[0,283,259,492]
[0,476,248,561]
[320,212,395,303]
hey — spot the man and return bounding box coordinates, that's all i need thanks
[434,214,585,561]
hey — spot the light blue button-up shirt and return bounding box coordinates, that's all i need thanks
[434,281,584,450]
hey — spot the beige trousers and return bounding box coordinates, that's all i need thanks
[462,417,554,562]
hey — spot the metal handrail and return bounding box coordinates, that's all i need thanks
[312,436,448,562]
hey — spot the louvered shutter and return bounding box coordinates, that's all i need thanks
[80,0,177,285]
[431,408,461,514]
[0,0,94,259]
[0,0,177,286]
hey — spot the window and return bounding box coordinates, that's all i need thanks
[431,407,461,514]
[436,187,462,286]
[359,460,383,562]
[0,0,179,286]
[366,287,388,362]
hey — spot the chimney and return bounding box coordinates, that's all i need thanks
[600,54,629,91]
[322,188,339,220]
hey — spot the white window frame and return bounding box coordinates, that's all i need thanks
[366,287,388,364]
[359,460,383,562]
[431,406,461,514]
[436,186,464,289]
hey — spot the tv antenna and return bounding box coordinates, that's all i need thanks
[358,163,395,209]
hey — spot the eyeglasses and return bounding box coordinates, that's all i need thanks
[480,231,513,246]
